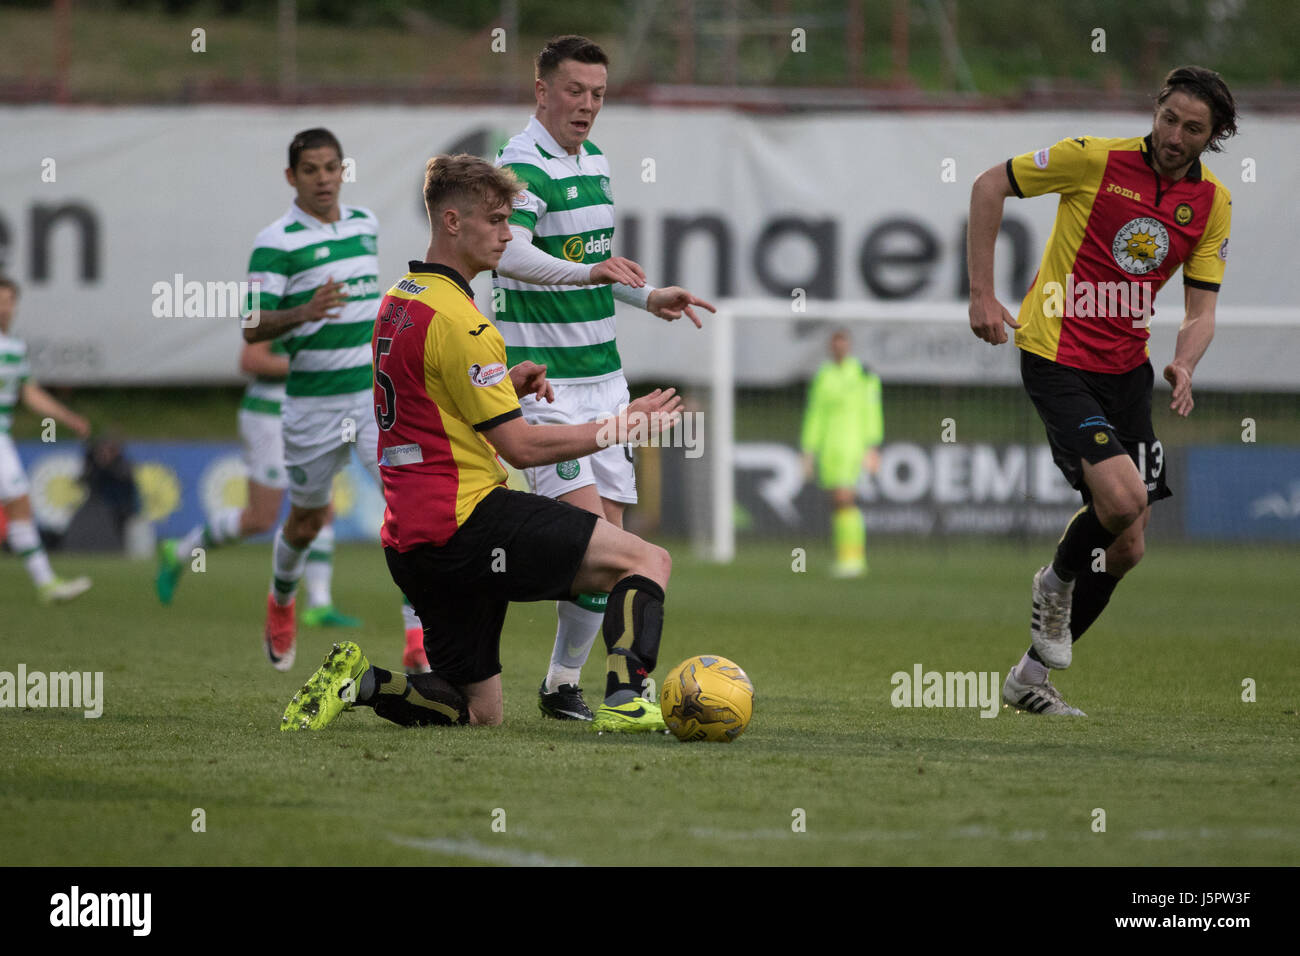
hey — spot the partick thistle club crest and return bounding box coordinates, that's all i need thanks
[1112,216,1170,275]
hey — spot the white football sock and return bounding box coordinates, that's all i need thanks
[9,519,54,587]
[401,600,421,633]
[270,526,309,606]
[207,506,244,545]
[303,523,334,609]
[1041,564,1071,593]
[1014,651,1050,686]
[545,600,603,692]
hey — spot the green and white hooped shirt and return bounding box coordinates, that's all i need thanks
[0,332,31,434]
[493,116,621,384]
[247,202,380,406]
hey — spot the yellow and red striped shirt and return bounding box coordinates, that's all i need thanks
[374,263,521,550]
[1007,134,1231,374]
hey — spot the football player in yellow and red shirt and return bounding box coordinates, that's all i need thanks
[281,154,682,733]
[967,66,1237,715]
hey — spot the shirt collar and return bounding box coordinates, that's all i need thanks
[407,261,474,300]
[288,200,347,230]
[1141,133,1203,182]
[526,114,578,160]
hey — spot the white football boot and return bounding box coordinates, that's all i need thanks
[39,575,92,604]
[1002,670,1086,716]
[1030,566,1073,669]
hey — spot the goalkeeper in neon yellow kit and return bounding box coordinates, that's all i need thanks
[800,329,884,577]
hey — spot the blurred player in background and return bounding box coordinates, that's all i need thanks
[240,128,425,672]
[801,328,883,578]
[154,336,360,629]
[281,154,681,732]
[493,35,714,728]
[0,277,93,603]
[968,65,1235,715]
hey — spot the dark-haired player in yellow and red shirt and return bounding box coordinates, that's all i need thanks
[968,65,1237,716]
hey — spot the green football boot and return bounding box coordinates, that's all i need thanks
[300,604,363,628]
[154,538,183,605]
[592,696,669,734]
[281,642,370,732]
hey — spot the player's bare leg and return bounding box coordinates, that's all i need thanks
[4,493,91,602]
[240,480,284,536]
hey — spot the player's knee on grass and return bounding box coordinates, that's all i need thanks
[464,677,503,726]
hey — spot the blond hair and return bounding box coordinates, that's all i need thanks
[424,153,522,222]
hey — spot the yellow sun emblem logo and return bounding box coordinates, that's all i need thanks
[1126,233,1158,261]
[1112,216,1169,275]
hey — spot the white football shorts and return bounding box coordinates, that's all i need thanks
[521,375,637,505]
[281,396,380,509]
[0,433,30,502]
[237,408,288,490]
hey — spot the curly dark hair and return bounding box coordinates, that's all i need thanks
[1156,66,1238,153]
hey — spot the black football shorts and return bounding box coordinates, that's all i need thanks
[1020,349,1171,506]
[385,486,599,685]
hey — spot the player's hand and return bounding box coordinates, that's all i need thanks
[67,414,91,439]
[969,291,1020,345]
[1163,361,1194,417]
[590,257,647,287]
[509,361,554,403]
[647,287,715,329]
[302,277,346,323]
[864,447,881,476]
[801,452,815,481]
[612,387,684,443]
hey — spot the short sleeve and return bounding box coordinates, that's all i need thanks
[430,318,521,431]
[247,240,290,311]
[1183,184,1231,291]
[500,162,549,232]
[1006,137,1096,199]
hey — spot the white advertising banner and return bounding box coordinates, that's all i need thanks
[0,106,1294,387]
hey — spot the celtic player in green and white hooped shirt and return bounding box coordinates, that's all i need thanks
[237,128,425,674]
[491,36,715,724]
[0,277,93,603]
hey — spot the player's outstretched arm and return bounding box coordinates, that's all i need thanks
[243,277,345,343]
[1164,286,1218,417]
[19,381,90,438]
[495,225,645,287]
[967,163,1021,345]
[483,387,682,469]
[645,287,716,328]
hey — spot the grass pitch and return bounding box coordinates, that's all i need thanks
[1,538,1296,866]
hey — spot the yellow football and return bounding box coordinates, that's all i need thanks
[660,655,754,743]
